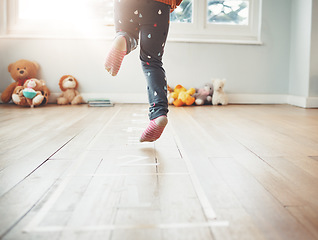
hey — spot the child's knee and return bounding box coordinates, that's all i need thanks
[116,32,138,54]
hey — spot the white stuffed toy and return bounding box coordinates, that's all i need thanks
[212,79,228,106]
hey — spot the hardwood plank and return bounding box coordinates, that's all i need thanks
[4,104,215,240]
[182,105,318,208]
[184,105,318,157]
[210,157,316,240]
[169,106,317,240]
[168,108,266,240]
[262,156,318,208]
[211,208,266,240]
[109,173,213,240]
[0,160,72,239]
[286,206,318,239]
[189,107,317,203]
[0,105,85,157]
[2,150,113,239]
[290,155,318,179]
[0,106,91,160]
[49,107,121,160]
[0,105,121,239]
[93,105,212,239]
[309,156,318,161]
[1,104,318,240]
[0,105,121,197]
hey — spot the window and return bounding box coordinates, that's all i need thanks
[169,0,262,43]
[3,0,262,44]
[17,0,114,24]
[171,0,193,23]
[207,0,249,25]
[6,0,115,37]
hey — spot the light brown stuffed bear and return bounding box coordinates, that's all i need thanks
[1,59,39,103]
[12,78,50,107]
[57,75,83,105]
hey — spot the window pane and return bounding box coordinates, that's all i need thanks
[18,0,114,24]
[170,0,193,23]
[207,0,249,25]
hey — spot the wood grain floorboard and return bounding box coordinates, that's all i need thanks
[0,103,317,240]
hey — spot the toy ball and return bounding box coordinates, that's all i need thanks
[23,88,37,99]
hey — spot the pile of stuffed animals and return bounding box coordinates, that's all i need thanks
[1,59,228,108]
[1,59,83,107]
[167,79,228,107]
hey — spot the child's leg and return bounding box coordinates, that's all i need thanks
[139,2,171,142]
[105,0,139,76]
[105,35,127,76]
[140,116,168,142]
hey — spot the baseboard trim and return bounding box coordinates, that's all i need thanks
[287,95,308,108]
[287,95,318,108]
[54,93,149,104]
[1,92,318,108]
[227,94,289,105]
[306,97,318,108]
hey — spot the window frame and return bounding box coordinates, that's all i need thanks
[1,0,262,44]
[0,0,7,35]
[169,0,262,44]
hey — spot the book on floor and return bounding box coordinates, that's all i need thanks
[87,98,114,107]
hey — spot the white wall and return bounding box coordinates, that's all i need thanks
[288,0,318,107]
[309,0,318,97]
[0,0,316,107]
[0,37,146,93]
[289,0,312,97]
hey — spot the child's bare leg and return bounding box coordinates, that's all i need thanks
[105,36,127,76]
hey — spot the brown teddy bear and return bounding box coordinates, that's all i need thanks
[12,78,50,107]
[1,59,39,103]
[57,75,83,105]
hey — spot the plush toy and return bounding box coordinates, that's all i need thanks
[212,79,228,106]
[57,75,83,105]
[168,85,185,105]
[12,78,50,107]
[167,85,174,105]
[193,83,214,105]
[1,59,39,103]
[168,84,196,107]
[11,86,28,106]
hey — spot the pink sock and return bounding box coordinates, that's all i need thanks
[105,46,126,76]
[140,116,168,142]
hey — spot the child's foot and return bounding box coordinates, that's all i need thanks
[140,116,168,142]
[105,36,127,76]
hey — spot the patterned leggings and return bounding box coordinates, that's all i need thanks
[114,0,170,120]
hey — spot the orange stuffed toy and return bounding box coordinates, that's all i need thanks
[1,59,39,103]
[168,84,196,107]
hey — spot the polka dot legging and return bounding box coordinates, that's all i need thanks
[114,0,170,120]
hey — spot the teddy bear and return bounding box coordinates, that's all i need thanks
[168,84,196,107]
[193,83,214,105]
[57,75,83,105]
[1,59,39,103]
[12,78,50,107]
[212,79,228,106]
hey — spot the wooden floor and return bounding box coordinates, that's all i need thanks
[0,103,318,240]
